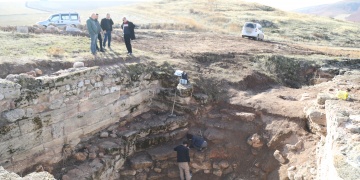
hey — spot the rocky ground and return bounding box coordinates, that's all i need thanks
[1,28,360,180]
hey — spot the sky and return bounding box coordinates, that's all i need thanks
[0,0,344,11]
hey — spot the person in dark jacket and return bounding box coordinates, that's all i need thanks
[187,133,208,151]
[95,14,104,52]
[174,141,191,180]
[121,17,136,55]
[101,13,114,49]
[86,13,99,55]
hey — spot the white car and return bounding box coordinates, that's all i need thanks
[241,22,265,41]
[37,12,81,27]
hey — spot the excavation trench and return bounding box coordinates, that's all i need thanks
[1,52,359,180]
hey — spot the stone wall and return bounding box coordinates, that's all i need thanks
[0,64,160,173]
[317,100,360,180]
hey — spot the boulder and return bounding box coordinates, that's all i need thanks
[2,109,25,122]
[274,150,286,164]
[100,131,109,138]
[73,62,85,68]
[73,152,87,161]
[306,107,326,126]
[219,160,230,169]
[213,169,222,177]
[130,154,153,170]
[34,68,43,76]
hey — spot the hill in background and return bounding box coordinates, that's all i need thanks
[295,0,360,22]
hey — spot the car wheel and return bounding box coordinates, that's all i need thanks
[72,24,77,27]
[242,35,245,38]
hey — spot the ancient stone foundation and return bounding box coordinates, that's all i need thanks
[0,64,160,173]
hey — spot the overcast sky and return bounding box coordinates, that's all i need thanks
[0,0,343,10]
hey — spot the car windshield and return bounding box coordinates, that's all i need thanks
[245,23,255,28]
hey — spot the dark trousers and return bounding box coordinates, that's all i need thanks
[96,33,103,50]
[124,34,132,53]
[103,31,112,47]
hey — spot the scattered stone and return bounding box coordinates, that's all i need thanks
[300,93,310,101]
[204,169,211,174]
[223,166,233,175]
[274,150,286,164]
[0,93,4,100]
[120,170,136,176]
[193,93,209,104]
[235,112,256,121]
[26,71,37,77]
[167,167,179,178]
[219,160,230,169]
[110,133,117,138]
[247,133,264,149]
[135,172,147,180]
[213,169,223,177]
[34,68,43,76]
[100,131,109,138]
[73,62,85,68]
[88,153,97,159]
[98,152,104,157]
[73,152,87,161]
[194,151,206,162]
[154,168,162,173]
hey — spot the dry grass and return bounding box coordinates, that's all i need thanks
[301,45,360,59]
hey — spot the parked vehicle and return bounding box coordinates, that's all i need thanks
[37,12,81,27]
[241,22,264,40]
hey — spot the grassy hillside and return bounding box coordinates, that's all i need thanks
[1,0,360,48]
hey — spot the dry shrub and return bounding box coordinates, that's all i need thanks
[228,23,241,32]
[176,17,204,31]
[47,47,65,57]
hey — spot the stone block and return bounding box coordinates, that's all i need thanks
[0,123,21,141]
[191,161,211,170]
[130,154,153,170]
[0,79,21,99]
[51,121,64,139]
[2,109,25,122]
[120,170,136,176]
[148,145,176,161]
[306,107,326,126]
[213,169,222,177]
[235,112,256,122]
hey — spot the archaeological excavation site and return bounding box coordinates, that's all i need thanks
[0,0,360,179]
[1,41,360,180]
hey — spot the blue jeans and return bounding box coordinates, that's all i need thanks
[103,30,112,47]
[90,34,97,54]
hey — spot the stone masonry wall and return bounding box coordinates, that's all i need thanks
[317,100,360,180]
[0,64,160,173]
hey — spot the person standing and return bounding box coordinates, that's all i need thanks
[121,17,136,55]
[95,14,104,52]
[187,133,208,151]
[86,13,99,55]
[174,141,191,180]
[101,13,114,49]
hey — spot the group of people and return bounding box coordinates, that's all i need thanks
[86,13,135,56]
[174,133,208,180]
